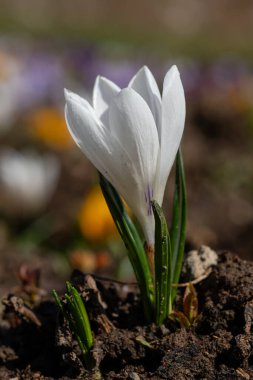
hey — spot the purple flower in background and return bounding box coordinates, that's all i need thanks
[17,52,64,110]
[91,60,141,88]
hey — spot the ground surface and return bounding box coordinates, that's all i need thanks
[0,251,252,379]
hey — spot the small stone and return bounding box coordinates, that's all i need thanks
[160,324,170,336]
[128,372,140,380]
[183,245,218,280]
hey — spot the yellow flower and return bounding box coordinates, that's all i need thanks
[79,185,118,242]
[28,107,73,149]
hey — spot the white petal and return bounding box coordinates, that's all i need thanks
[92,76,120,126]
[109,88,159,188]
[102,141,156,245]
[65,89,116,185]
[108,88,159,244]
[128,66,161,128]
[155,65,186,204]
[64,88,89,109]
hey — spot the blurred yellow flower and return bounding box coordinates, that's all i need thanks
[28,107,73,149]
[79,185,119,242]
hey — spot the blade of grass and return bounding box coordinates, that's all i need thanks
[170,148,187,301]
[99,173,154,322]
[152,200,172,326]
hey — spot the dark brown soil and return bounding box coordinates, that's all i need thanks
[1,251,253,379]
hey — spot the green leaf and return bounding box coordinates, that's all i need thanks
[53,283,94,369]
[99,173,154,322]
[52,289,64,314]
[66,282,93,350]
[170,148,187,301]
[152,200,172,326]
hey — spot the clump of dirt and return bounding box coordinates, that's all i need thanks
[0,251,253,379]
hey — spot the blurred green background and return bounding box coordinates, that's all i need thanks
[0,0,252,294]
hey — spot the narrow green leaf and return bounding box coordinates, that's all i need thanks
[66,281,72,294]
[170,148,187,301]
[52,289,64,314]
[67,283,93,349]
[53,283,94,369]
[64,295,91,367]
[99,173,154,322]
[152,200,172,326]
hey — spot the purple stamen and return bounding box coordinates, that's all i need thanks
[145,185,153,216]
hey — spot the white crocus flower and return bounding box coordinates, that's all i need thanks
[65,65,185,246]
[0,150,60,214]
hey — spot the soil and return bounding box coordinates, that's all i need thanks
[0,251,253,380]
